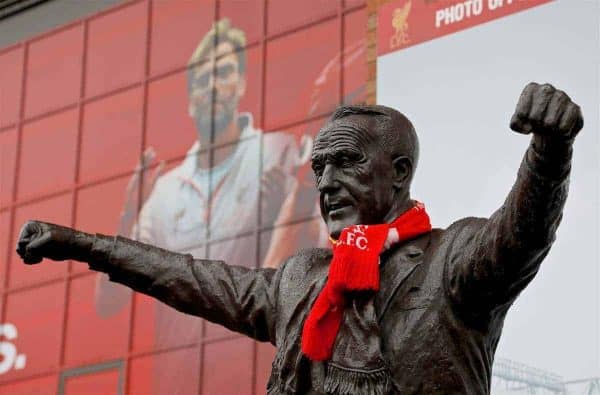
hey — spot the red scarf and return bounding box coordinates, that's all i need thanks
[301,203,432,361]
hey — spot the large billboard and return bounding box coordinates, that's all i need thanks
[0,1,368,393]
[376,0,598,388]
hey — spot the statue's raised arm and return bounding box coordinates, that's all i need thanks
[446,82,584,320]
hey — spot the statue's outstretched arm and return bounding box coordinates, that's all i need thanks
[447,83,583,319]
[16,223,283,344]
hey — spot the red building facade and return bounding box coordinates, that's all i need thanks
[0,1,367,393]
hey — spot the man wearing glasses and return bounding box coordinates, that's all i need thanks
[94,19,318,394]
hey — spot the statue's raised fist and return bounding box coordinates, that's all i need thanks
[510,82,583,140]
[16,221,91,264]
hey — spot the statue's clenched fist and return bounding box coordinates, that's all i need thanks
[510,82,583,140]
[16,221,92,264]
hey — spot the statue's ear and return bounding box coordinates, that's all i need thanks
[392,156,412,189]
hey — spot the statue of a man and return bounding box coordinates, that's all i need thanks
[16,82,583,394]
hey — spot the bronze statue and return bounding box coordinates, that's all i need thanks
[16,82,583,394]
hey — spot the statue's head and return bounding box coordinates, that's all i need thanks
[312,105,419,239]
[187,19,247,140]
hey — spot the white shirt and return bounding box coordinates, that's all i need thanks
[135,113,298,262]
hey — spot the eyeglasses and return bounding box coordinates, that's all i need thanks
[189,63,236,92]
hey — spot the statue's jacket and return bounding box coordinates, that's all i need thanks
[87,137,572,394]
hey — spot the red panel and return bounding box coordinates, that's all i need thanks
[132,292,202,353]
[0,211,10,290]
[265,19,340,130]
[9,194,71,288]
[283,115,327,141]
[202,337,253,395]
[63,369,120,395]
[343,8,367,105]
[0,282,66,382]
[25,25,83,118]
[130,292,154,352]
[86,1,147,97]
[261,119,323,228]
[0,47,23,128]
[74,175,136,274]
[260,217,324,269]
[64,275,130,367]
[17,110,78,201]
[219,0,264,47]
[267,0,337,36]
[0,295,3,345]
[344,0,366,9]
[236,45,262,130]
[75,175,134,235]
[80,87,143,183]
[128,347,201,395]
[377,0,551,56]
[150,0,215,76]
[0,374,58,395]
[255,342,276,395]
[0,128,17,208]
[145,70,198,163]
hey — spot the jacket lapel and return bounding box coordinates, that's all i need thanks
[377,233,431,320]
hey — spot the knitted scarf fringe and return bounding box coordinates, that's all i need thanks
[324,364,392,395]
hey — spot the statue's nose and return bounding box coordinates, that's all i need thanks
[317,164,340,193]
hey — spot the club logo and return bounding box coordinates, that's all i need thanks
[390,0,412,49]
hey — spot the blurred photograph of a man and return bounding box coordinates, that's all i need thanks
[94,19,318,394]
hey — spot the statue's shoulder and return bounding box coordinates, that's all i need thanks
[446,217,487,232]
[281,247,332,278]
[439,216,488,247]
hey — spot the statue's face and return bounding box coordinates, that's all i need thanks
[312,115,396,239]
[188,41,246,140]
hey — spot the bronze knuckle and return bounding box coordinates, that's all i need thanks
[543,116,556,130]
[530,109,544,123]
[540,83,554,94]
[515,106,528,119]
[526,81,539,90]
[555,90,568,102]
